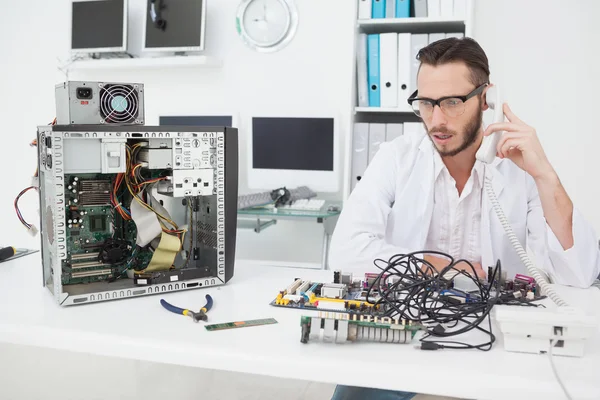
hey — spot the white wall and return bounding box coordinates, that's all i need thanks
[472,0,600,236]
[1,1,600,399]
[0,0,356,266]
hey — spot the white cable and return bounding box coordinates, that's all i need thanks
[484,175,569,307]
[549,339,573,400]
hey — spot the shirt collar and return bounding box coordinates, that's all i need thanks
[432,149,485,187]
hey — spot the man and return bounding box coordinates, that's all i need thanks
[328,37,600,400]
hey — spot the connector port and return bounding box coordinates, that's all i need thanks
[76,87,93,99]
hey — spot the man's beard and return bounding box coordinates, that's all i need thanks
[425,111,483,157]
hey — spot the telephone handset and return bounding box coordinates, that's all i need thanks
[475,85,504,164]
[477,84,567,307]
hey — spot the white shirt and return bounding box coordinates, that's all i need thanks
[424,152,485,263]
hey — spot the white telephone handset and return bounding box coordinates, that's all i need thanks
[475,85,504,164]
[478,84,568,308]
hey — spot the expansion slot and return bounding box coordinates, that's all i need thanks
[285,278,302,295]
[70,252,100,261]
[295,280,311,295]
[70,261,105,269]
[71,269,112,279]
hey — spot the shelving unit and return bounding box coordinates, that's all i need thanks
[342,0,475,200]
[65,55,222,71]
[355,106,413,114]
[358,17,466,34]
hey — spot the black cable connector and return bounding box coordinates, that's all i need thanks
[432,324,446,335]
[420,342,442,350]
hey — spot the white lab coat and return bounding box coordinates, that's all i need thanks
[330,134,600,288]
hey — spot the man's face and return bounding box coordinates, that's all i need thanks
[417,62,484,157]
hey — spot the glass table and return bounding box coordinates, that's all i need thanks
[237,202,342,270]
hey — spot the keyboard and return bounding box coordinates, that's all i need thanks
[238,186,317,209]
[237,192,273,210]
[278,199,326,211]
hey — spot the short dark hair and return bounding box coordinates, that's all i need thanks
[417,37,490,87]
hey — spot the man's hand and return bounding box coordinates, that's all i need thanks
[423,255,486,279]
[483,103,574,250]
[483,103,556,181]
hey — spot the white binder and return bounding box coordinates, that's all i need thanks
[397,33,411,105]
[385,0,396,18]
[410,34,428,96]
[379,33,398,108]
[427,0,441,17]
[441,0,454,18]
[351,123,369,191]
[356,34,369,107]
[428,33,445,44]
[446,32,464,39]
[385,123,404,142]
[404,122,426,140]
[358,0,372,19]
[413,0,428,17]
[368,123,387,163]
[453,0,467,19]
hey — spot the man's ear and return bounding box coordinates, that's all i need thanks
[481,84,491,111]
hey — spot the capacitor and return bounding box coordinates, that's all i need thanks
[78,219,83,224]
[68,219,72,224]
[73,199,78,203]
[68,185,72,190]
[74,177,79,181]
[68,224,72,229]
[526,291,535,300]
[72,189,77,193]
[333,270,341,284]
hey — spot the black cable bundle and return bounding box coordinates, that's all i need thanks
[365,251,502,351]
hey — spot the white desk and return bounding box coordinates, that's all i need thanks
[1,256,600,400]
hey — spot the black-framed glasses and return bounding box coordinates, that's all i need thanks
[407,83,488,118]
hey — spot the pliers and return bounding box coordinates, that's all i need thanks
[160,294,213,322]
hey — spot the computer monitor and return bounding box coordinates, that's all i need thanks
[71,0,128,54]
[143,0,206,53]
[248,117,339,193]
[160,115,233,127]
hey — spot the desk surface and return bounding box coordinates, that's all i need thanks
[1,255,600,400]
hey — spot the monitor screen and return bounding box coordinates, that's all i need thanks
[71,0,125,50]
[145,0,205,50]
[252,117,334,172]
[160,115,233,127]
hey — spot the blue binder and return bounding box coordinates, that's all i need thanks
[367,34,380,107]
[371,0,386,19]
[395,0,410,18]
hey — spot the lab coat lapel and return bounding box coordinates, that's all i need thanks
[481,160,506,269]
[417,137,436,248]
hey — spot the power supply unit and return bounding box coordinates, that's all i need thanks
[55,81,145,125]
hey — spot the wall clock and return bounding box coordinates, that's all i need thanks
[236,0,298,52]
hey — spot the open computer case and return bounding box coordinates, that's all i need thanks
[37,81,238,306]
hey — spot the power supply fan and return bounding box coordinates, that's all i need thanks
[99,84,141,124]
[98,239,131,265]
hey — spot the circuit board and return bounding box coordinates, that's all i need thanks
[300,313,425,344]
[271,270,544,318]
[205,318,278,331]
[270,272,387,317]
[62,173,153,285]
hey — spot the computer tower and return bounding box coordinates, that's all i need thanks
[36,124,238,306]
